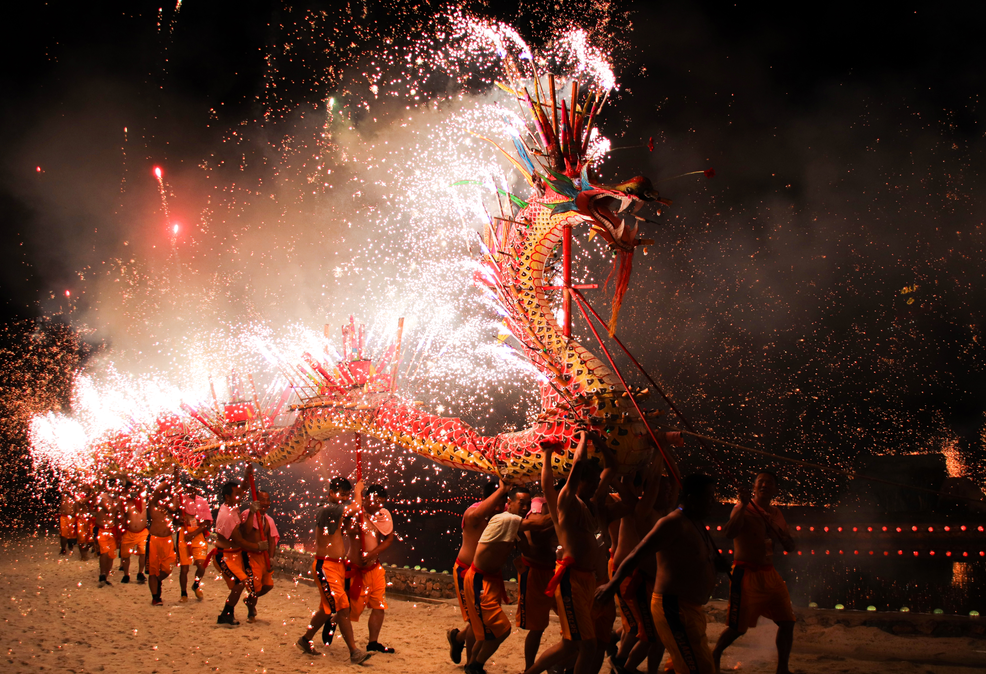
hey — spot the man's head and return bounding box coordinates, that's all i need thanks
[753,471,779,503]
[506,486,533,518]
[679,473,716,519]
[328,476,353,504]
[220,480,242,506]
[256,490,271,513]
[364,484,387,514]
[575,460,603,499]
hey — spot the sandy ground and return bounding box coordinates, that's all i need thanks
[2,536,984,674]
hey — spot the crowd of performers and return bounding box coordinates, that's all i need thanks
[57,464,397,665]
[56,429,798,674]
[441,431,798,674]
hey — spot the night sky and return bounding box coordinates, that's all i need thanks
[2,1,986,517]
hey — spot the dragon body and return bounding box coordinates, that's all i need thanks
[106,80,680,483]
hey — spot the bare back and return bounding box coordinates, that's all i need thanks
[652,510,717,605]
[556,495,604,574]
[315,503,352,558]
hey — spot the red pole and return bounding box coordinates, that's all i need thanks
[355,433,365,557]
[562,223,572,338]
[570,291,681,488]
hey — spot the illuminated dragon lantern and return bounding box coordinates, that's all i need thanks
[137,77,681,483]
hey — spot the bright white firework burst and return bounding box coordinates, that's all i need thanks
[28,13,621,477]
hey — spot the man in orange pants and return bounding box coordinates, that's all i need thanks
[240,489,279,621]
[178,480,212,602]
[147,469,179,606]
[349,484,395,654]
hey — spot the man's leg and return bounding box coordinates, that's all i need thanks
[120,551,131,581]
[712,625,741,673]
[523,639,578,674]
[368,607,385,643]
[775,621,794,674]
[335,607,371,662]
[59,536,68,554]
[99,552,113,585]
[192,560,206,599]
[524,629,544,670]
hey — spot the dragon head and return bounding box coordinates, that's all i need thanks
[541,168,668,252]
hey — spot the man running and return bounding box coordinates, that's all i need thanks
[240,489,279,622]
[213,466,269,626]
[514,495,558,670]
[464,485,550,674]
[119,480,149,584]
[598,474,723,674]
[58,488,77,555]
[447,480,509,665]
[349,484,395,654]
[296,476,371,665]
[524,432,607,674]
[147,470,179,606]
[712,471,796,674]
[178,480,213,602]
[95,478,122,587]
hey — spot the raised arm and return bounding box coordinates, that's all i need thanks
[519,513,554,533]
[722,487,751,539]
[558,431,588,510]
[635,451,667,516]
[465,480,508,525]
[541,445,560,520]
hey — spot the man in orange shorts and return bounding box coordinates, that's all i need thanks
[349,484,395,654]
[178,480,212,601]
[465,485,549,674]
[514,496,557,670]
[147,470,179,605]
[240,489,279,621]
[95,478,122,587]
[599,474,726,674]
[713,471,797,674]
[213,465,269,626]
[447,480,508,665]
[58,489,77,555]
[525,433,607,674]
[119,480,149,584]
[74,486,95,562]
[296,476,371,665]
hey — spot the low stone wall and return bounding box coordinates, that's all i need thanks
[272,547,518,601]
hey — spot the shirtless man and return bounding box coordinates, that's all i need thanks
[612,454,677,674]
[119,480,149,584]
[75,485,96,561]
[58,488,77,555]
[348,484,395,654]
[446,480,508,665]
[95,478,123,587]
[178,480,212,601]
[240,489,279,622]
[712,471,796,674]
[296,476,371,665]
[213,466,269,626]
[514,496,558,670]
[598,474,723,674]
[524,431,608,674]
[146,470,180,605]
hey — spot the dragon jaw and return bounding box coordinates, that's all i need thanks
[572,175,665,251]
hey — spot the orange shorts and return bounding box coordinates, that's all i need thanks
[75,516,93,545]
[177,529,209,565]
[120,528,149,558]
[554,564,597,642]
[59,515,76,539]
[452,558,469,621]
[464,566,511,640]
[214,548,249,589]
[727,563,796,633]
[515,558,555,631]
[245,551,273,592]
[313,558,349,613]
[97,529,117,559]
[350,563,387,622]
[147,534,176,576]
[618,571,659,642]
[652,593,715,674]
